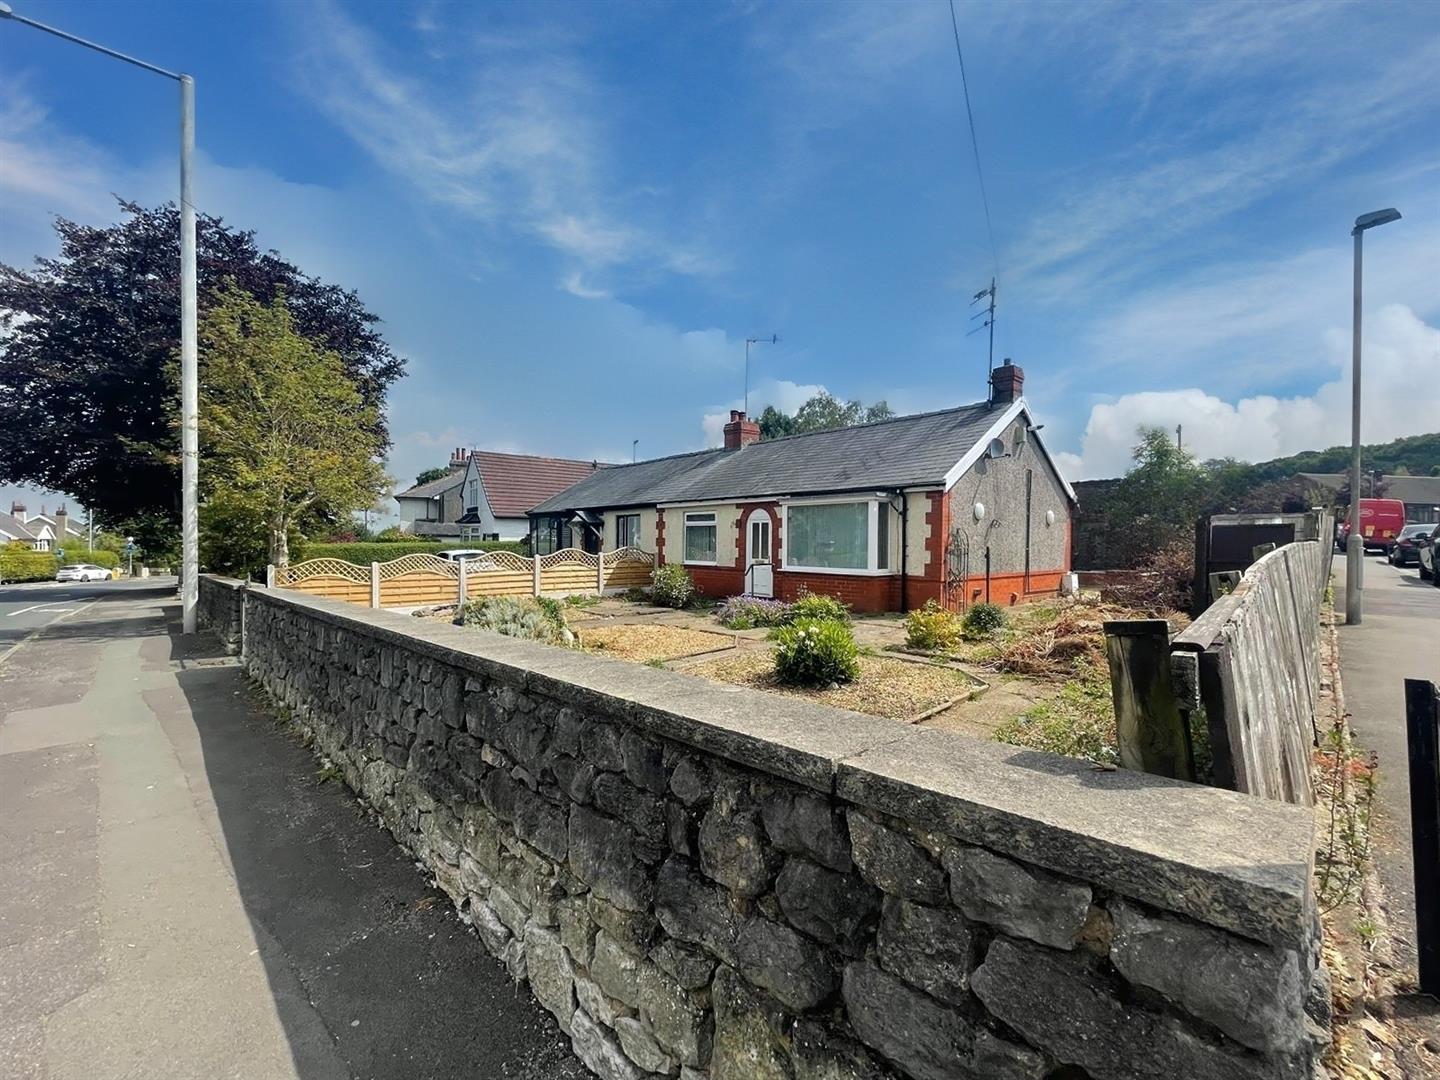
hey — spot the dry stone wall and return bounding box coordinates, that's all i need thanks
[196,573,246,654]
[235,584,1330,1080]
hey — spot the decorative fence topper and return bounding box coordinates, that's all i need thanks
[269,547,655,608]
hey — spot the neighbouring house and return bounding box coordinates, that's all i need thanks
[2,503,85,552]
[528,362,1076,612]
[394,448,604,542]
[1301,472,1440,525]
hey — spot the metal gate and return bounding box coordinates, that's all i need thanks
[944,528,970,610]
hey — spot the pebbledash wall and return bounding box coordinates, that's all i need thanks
[227,581,1330,1080]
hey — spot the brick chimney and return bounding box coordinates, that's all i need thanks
[722,410,761,450]
[450,446,470,468]
[55,506,69,539]
[989,360,1024,405]
[10,501,25,520]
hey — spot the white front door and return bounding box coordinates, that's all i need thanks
[747,516,773,597]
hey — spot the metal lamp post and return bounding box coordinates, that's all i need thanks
[1,3,200,633]
[1345,207,1402,626]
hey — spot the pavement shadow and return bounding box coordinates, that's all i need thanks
[168,610,590,1080]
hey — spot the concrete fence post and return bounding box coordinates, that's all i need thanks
[532,553,542,597]
[266,564,276,588]
[597,551,605,596]
[457,557,468,606]
[1104,619,1194,781]
[370,562,380,609]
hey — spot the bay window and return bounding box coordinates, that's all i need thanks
[683,512,717,564]
[784,498,895,574]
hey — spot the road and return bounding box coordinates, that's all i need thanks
[0,582,588,1080]
[1333,551,1440,972]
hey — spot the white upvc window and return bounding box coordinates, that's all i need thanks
[615,513,641,549]
[782,497,894,575]
[683,512,718,564]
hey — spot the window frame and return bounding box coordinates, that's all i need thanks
[615,513,641,550]
[682,511,719,566]
[780,497,895,576]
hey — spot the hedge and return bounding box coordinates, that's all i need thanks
[292,539,526,565]
[0,547,58,583]
[63,549,121,569]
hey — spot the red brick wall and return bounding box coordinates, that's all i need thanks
[688,565,746,600]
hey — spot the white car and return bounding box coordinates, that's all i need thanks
[56,564,112,583]
[434,549,491,562]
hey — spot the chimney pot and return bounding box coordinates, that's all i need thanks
[989,361,1025,405]
[722,410,761,450]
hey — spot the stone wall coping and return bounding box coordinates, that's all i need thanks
[249,586,1315,948]
[200,573,250,592]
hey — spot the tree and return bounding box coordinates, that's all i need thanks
[0,200,405,549]
[1109,426,1209,561]
[414,466,452,486]
[758,392,896,439]
[199,286,386,569]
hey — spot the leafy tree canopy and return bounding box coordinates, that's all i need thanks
[756,392,895,440]
[199,286,387,571]
[414,466,453,486]
[0,200,405,548]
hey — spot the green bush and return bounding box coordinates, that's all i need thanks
[651,563,695,609]
[962,601,1007,639]
[294,539,524,564]
[772,617,860,687]
[0,544,56,583]
[787,591,850,623]
[63,549,120,568]
[454,596,573,647]
[716,595,791,629]
[905,599,963,652]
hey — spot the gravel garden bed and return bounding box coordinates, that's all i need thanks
[680,650,982,722]
[576,623,737,663]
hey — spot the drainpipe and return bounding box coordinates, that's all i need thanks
[895,491,909,612]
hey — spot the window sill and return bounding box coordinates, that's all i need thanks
[781,565,895,577]
[683,560,720,567]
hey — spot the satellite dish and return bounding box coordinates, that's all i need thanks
[973,501,986,522]
[987,438,1006,459]
[1045,509,1056,527]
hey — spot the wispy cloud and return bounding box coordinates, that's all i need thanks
[289,0,715,284]
[0,77,122,230]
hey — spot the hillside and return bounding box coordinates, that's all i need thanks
[1242,432,1440,482]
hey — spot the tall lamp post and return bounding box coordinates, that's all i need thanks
[1,3,200,633]
[1345,207,1402,626]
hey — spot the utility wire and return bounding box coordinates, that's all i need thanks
[948,0,999,282]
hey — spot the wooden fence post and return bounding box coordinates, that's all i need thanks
[457,557,468,606]
[532,553,542,597]
[1406,678,1440,995]
[1104,619,1194,781]
[370,562,380,609]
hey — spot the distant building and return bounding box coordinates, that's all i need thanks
[0,503,85,552]
[1301,473,1440,525]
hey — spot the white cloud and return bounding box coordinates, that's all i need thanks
[700,378,828,448]
[561,272,611,301]
[1060,303,1440,478]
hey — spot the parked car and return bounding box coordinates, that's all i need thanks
[1387,524,1432,566]
[434,549,491,562]
[1337,498,1407,554]
[56,563,113,583]
[1418,524,1440,583]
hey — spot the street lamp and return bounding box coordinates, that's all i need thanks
[1,3,200,633]
[1345,207,1401,626]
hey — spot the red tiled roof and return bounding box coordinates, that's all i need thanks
[473,451,603,518]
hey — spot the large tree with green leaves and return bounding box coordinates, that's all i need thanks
[757,392,894,439]
[200,286,387,569]
[0,200,405,552]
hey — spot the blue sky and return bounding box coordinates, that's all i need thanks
[3,0,1437,525]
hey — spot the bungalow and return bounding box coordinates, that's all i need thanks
[395,448,604,542]
[2,503,84,552]
[528,362,1076,612]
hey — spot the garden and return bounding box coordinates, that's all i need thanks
[433,565,1187,764]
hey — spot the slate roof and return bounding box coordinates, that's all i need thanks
[531,401,1009,514]
[1301,473,1440,507]
[395,468,465,501]
[472,451,604,518]
[0,511,39,542]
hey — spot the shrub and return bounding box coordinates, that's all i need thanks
[63,549,120,569]
[651,563,695,609]
[716,594,791,629]
[772,617,860,687]
[454,596,573,647]
[0,543,56,583]
[294,539,524,564]
[962,601,1007,638]
[787,590,850,623]
[905,599,963,652]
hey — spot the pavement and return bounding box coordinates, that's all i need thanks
[0,579,589,1080]
[1333,551,1440,972]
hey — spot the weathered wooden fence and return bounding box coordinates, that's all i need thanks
[269,547,654,609]
[1169,540,1327,804]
